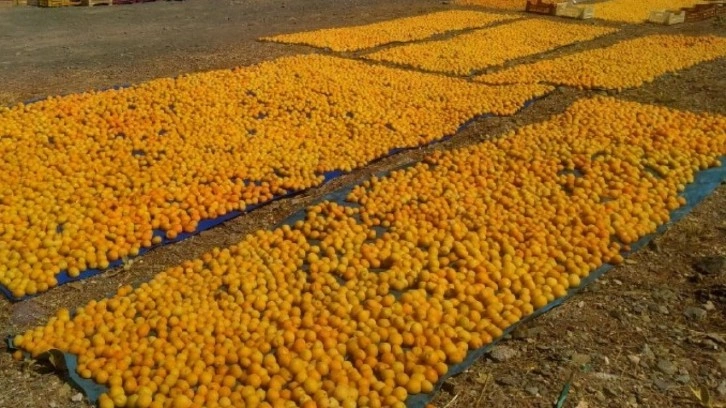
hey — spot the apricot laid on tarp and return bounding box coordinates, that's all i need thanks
[15,97,726,407]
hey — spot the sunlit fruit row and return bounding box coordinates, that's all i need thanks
[14,97,726,408]
[0,54,552,299]
[595,0,702,22]
[260,10,518,52]
[365,19,617,76]
[476,34,726,90]
[453,0,527,10]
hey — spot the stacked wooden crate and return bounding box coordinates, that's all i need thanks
[38,0,70,6]
[648,0,724,24]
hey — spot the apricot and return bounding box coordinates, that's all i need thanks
[0,54,551,298]
[367,19,617,75]
[15,97,725,407]
[262,10,517,52]
[477,35,726,91]
[596,0,702,23]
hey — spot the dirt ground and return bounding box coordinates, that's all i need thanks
[0,1,725,407]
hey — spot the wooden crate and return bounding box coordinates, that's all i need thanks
[38,0,71,6]
[682,2,725,21]
[648,9,686,24]
[526,0,556,15]
[555,2,594,19]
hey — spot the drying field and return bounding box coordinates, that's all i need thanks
[0,1,725,408]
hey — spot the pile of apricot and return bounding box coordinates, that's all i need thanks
[453,0,528,11]
[366,19,617,76]
[477,35,726,90]
[595,0,702,23]
[0,54,551,298]
[15,97,725,407]
[261,10,517,52]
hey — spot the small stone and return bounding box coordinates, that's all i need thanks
[595,337,610,345]
[513,326,543,339]
[489,345,517,362]
[652,288,676,302]
[614,279,623,285]
[49,403,57,408]
[707,333,726,344]
[594,391,607,402]
[527,326,544,337]
[441,381,456,393]
[71,393,83,402]
[684,307,707,321]
[572,353,592,366]
[474,372,492,385]
[715,352,726,371]
[525,386,539,396]
[658,305,669,315]
[704,301,716,311]
[717,380,726,396]
[497,375,519,386]
[591,372,618,381]
[628,355,641,365]
[675,374,691,384]
[578,301,585,308]
[512,327,529,339]
[694,256,726,275]
[604,386,619,397]
[648,239,660,252]
[657,359,678,376]
[642,344,655,361]
[703,339,719,350]
[609,310,625,320]
[653,378,672,392]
